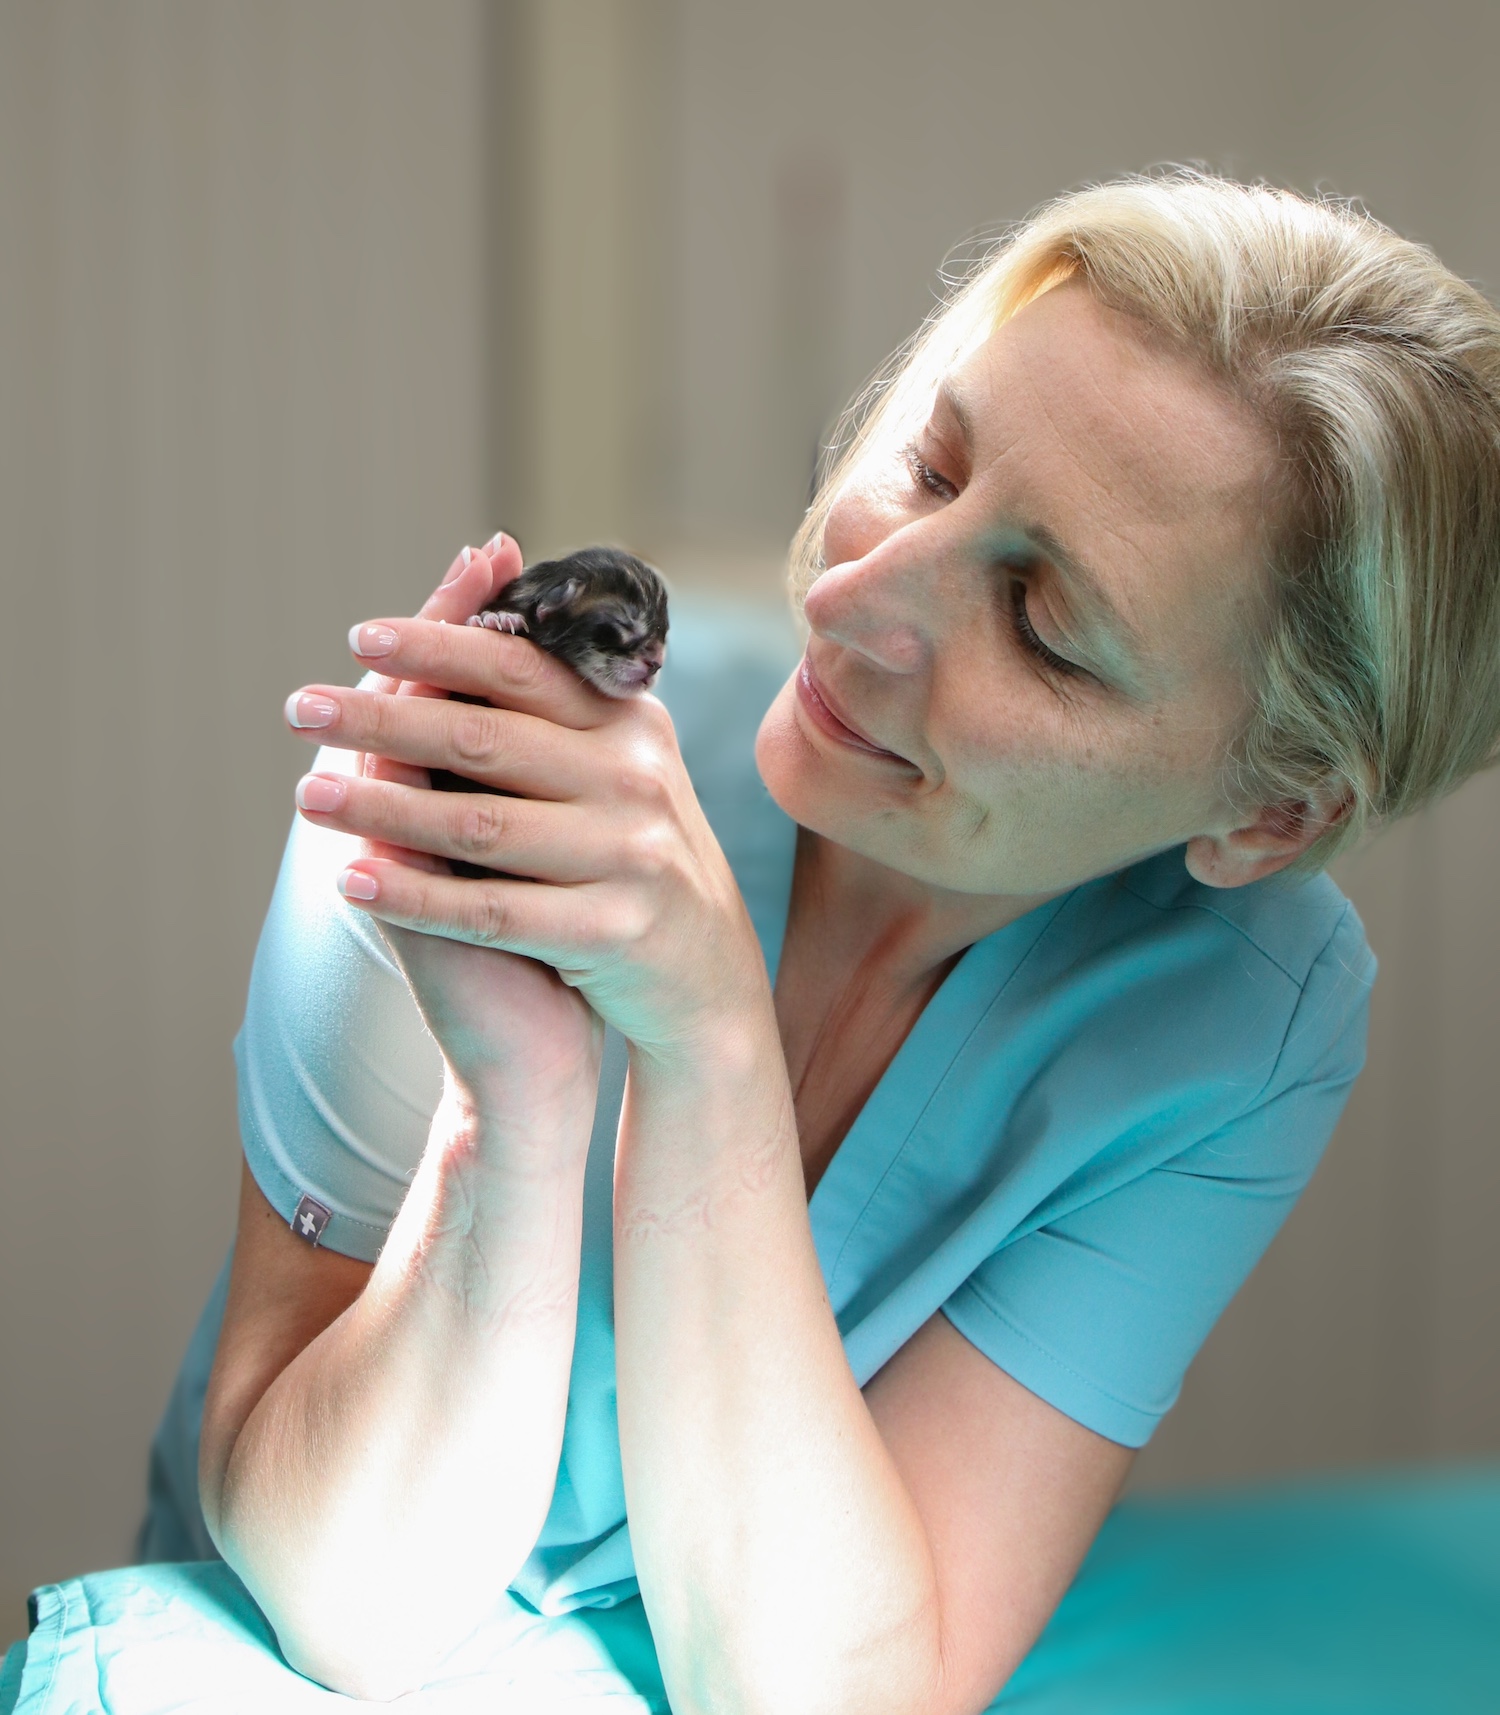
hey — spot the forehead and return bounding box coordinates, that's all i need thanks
[942,283,1276,684]
[955,282,1271,518]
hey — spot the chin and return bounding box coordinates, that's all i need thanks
[754,680,856,830]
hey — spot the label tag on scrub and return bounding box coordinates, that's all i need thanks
[291,1193,332,1246]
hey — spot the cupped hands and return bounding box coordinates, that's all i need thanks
[285,542,773,1077]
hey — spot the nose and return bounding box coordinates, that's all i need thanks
[802,528,935,674]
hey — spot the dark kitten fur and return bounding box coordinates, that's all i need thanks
[431,547,670,874]
[468,546,669,696]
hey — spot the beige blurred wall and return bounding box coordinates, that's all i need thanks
[3,0,1499,1639]
[0,0,497,1633]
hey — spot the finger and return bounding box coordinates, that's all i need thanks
[363,533,522,699]
[295,770,606,883]
[358,835,449,874]
[361,532,527,778]
[345,615,607,731]
[416,531,523,623]
[361,752,430,788]
[285,684,589,799]
[332,853,598,969]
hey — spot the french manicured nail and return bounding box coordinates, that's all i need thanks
[349,623,398,658]
[439,546,472,587]
[296,774,347,813]
[338,867,380,901]
[285,692,338,729]
[485,530,508,555]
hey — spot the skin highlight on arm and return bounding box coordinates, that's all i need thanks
[201,1079,596,1700]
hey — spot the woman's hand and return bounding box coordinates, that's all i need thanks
[285,603,773,1067]
[313,535,603,1114]
[350,531,516,799]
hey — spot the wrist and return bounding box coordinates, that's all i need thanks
[627,997,779,1094]
[623,1007,794,1157]
[433,1062,599,1177]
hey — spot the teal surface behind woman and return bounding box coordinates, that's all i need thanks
[26,1469,1500,1713]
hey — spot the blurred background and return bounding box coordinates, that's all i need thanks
[3,0,1499,1637]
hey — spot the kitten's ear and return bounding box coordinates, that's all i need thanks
[534,576,585,623]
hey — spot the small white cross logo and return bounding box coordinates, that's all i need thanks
[291,1194,331,1245]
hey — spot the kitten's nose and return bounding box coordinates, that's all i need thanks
[619,656,661,689]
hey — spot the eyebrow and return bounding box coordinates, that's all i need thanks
[933,379,1149,689]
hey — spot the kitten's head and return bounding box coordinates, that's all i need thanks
[522,548,670,697]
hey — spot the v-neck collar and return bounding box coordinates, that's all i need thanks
[728,734,1118,1302]
[805,889,1074,1293]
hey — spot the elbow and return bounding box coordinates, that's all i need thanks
[278,1632,430,1704]
[669,1617,947,1715]
[214,1517,491,1701]
[257,1576,452,1702]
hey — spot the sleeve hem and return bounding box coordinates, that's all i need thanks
[941,1285,1166,1449]
[239,1121,388,1265]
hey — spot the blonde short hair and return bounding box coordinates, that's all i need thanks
[791,171,1500,872]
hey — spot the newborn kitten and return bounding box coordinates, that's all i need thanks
[430,546,670,874]
[467,546,669,696]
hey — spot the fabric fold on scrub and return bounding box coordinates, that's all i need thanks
[29,1470,1500,1713]
[146,599,1376,1616]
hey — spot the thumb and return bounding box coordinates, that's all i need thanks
[417,530,524,624]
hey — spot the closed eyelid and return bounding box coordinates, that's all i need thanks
[990,520,1148,694]
[930,378,1148,693]
[1031,565,1146,694]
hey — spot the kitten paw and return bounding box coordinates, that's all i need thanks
[469,609,528,634]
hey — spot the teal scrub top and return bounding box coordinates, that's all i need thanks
[210,602,1374,1616]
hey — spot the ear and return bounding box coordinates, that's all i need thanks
[1184,782,1352,889]
[534,576,585,624]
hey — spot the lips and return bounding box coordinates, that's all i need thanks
[796,657,906,762]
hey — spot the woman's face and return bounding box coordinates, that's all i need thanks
[755,281,1282,900]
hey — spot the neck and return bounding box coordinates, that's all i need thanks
[773,832,1061,1193]
[782,829,1056,990]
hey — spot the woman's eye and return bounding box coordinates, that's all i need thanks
[904,443,958,501]
[1007,578,1090,683]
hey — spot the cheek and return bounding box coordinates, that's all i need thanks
[937,691,1226,873]
[756,650,1235,894]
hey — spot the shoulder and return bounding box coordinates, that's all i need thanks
[236,748,443,1261]
[1108,846,1374,993]
[999,848,1376,1122]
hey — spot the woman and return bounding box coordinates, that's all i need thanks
[168,174,1500,1711]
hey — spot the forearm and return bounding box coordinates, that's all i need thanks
[613,1030,945,1715]
[210,1080,591,1698]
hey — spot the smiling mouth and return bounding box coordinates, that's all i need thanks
[796,658,907,763]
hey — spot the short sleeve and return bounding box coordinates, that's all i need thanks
[233,745,443,1262]
[941,905,1375,1447]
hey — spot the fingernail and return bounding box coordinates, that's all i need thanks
[439,548,470,587]
[285,693,338,729]
[349,623,399,658]
[338,867,380,901]
[296,773,348,812]
[485,530,508,555]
